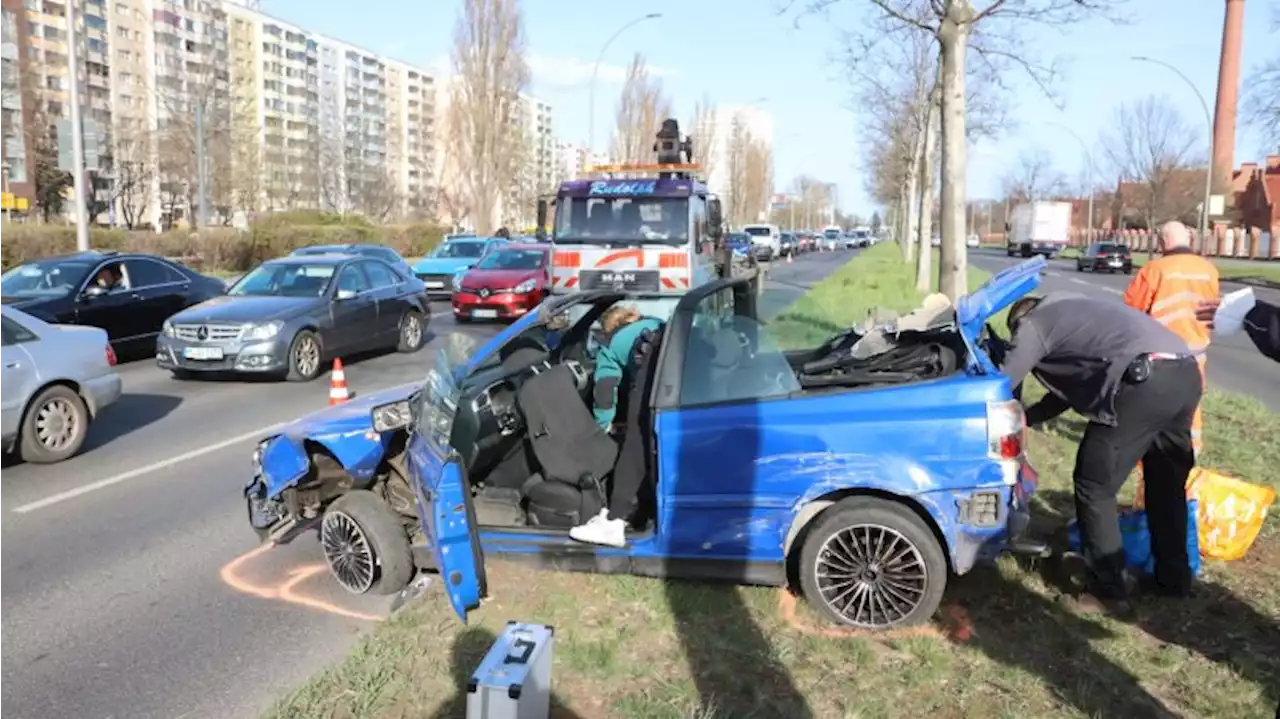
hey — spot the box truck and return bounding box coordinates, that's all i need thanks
[1005,201,1071,258]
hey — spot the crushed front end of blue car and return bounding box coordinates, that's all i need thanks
[244,384,418,542]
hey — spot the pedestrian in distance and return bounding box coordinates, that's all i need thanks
[1002,293,1203,612]
[1122,220,1219,458]
[494,226,511,240]
[570,305,664,548]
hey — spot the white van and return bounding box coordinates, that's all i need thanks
[741,224,781,261]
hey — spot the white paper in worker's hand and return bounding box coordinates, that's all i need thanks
[1212,287,1256,337]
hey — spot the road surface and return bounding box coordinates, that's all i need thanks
[968,248,1280,413]
[0,250,851,719]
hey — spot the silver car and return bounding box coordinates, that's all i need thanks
[1,305,122,463]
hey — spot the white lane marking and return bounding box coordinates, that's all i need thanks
[12,423,287,514]
[1067,277,1122,295]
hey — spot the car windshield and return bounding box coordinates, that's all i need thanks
[554,196,689,245]
[1098,244,1128,253]
[432,241,486,259]
[743,227,771,237]
[1,259,96,298]
[229,262,335,297]
[824,230,840,238]
[475,248,545,270]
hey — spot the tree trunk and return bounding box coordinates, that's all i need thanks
[936,5,972,301]
[903,136,923,264]
[916,94,939,293]
[898,184,915,262]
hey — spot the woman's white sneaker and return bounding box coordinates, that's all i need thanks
[568,509,626,548]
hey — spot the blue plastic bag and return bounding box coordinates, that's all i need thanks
[1066,499,1201,577]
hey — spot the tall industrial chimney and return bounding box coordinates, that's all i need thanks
[1211,0,1246,197]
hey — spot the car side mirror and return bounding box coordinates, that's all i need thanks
[81,284,108,299]
[335,289,357,300]
[535,199,548,241]
[707,198,724,239]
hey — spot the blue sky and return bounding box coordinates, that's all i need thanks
[259,0,1274,218]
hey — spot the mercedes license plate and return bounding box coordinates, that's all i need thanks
[473,309,498,319]
[183,346,224,361]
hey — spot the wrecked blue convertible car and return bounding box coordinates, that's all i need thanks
[245,259,1047,629]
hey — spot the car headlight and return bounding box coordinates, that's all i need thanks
[371,399,413,433]
[513,278,537,294]
[162,319,175,337]
[252,439,267,474]
[241,320,283,341]
[451,270,467,291]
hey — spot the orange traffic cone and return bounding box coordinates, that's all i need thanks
[329,358,350,405]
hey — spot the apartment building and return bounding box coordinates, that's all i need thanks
[2,0,33,205]
[385,59,435,219]
[9,0,552,226]
[553,140,607,184]
[705,105,774,200]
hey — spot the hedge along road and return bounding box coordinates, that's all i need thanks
[0,249,856,719]
[966,247,1280,413]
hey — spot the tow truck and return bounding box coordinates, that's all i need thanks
[535,120,754,312]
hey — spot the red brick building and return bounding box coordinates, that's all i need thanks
[1234,155,1280,241]
[1,0,34,207]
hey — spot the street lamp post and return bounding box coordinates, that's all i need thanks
[587,13,662,156]
[1132,56,1214,248]
[1047,121,1096,241]
[66,0,90,250]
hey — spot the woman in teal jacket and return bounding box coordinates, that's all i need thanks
[571,305,664,547]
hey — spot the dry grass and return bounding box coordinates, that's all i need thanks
[266,242,1280,719]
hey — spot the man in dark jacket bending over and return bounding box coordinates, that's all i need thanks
[570,305,664,547]
[1003,293,1202,610]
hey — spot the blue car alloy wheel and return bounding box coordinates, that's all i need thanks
[798,497,948,629]
[319,491,415,596]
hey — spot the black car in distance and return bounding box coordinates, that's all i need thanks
[1076,241,1134,274]
[0,250,227,358]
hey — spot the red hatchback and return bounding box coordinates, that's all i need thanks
[451,244,551,322]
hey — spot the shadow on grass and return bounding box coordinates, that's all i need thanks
[951,490,1280,717]
[771,311,845,337]
[662,581,813,718]
[1042,414,1088,444]
[429,626,585,719]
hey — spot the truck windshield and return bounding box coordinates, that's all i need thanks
[554,196,689,245]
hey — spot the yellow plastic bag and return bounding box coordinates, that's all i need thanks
[1135,468,1275,561]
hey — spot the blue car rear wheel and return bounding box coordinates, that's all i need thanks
[799,497,947,629]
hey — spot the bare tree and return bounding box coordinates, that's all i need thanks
[689,94,718,178]
[1001,148,1068,202]
[1243,6,1279,151]
[152,34,234,227]
[743,135,774,224]
[798,0,1124,300]
[107,122,154,229]
[725,114,750,226]
[446,0,531,234]
[611,53,672,164]
[1102,94,1204,229]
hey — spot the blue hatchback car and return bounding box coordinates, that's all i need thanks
[245,258,1047,629]
[413,237,509,299]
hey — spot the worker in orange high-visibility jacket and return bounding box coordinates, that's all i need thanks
[1122,220,1219,458]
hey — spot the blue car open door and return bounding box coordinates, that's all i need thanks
[411,440,487,622]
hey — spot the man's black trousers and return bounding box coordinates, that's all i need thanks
[1073,357,1202,597]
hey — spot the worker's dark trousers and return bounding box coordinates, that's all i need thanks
[608,345,657,522]
[1073,358,1202,598]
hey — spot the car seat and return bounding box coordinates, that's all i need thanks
[517,364,618,527]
